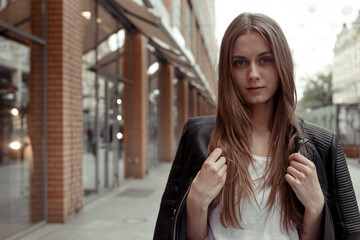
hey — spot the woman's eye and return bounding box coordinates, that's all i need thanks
[261,57,272,64]
[234,60,246,66]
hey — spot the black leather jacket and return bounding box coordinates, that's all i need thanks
[153,115,360,240]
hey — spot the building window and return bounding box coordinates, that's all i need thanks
[185,1,192,49]
[82,0,126,197]
[0,1,46,238]
[172,0,181,30]
[148,51,160,169]
[0,0,44,39]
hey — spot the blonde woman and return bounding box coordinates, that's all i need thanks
[154,13,360,240]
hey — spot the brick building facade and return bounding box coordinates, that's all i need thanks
[0,0,218,238]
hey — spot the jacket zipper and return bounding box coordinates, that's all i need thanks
[296,137,309,154]
[171,183,192,240]
[170,137,309,239]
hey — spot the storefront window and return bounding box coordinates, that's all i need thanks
[115,82,124,182]
[148,52,160,169]
[172,0,181,30]
[82,66,97,196]
[82,0,126,197]
[0,0,44,39]
[173,77,179,150]
[0,35,44,238]
[185,1,192,49]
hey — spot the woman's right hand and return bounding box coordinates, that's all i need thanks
[186,148,227,239]
[187,148,227,210]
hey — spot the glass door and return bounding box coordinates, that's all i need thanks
[148,60,160,169]
[82,68,97,197]
[82,0,126,197]
[95,74,123,193]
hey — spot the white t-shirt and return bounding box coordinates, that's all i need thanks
[207,155,299,240]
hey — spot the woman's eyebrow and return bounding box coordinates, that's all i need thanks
[257,51,273,56]
[231,51,273,59]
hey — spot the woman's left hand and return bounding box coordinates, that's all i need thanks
[285,153,324,214]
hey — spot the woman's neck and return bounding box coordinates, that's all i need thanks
[249,102,274,157]
[250,102,274,132]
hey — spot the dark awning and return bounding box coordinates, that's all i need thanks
[114,0,175,49]
[0,0,30,33]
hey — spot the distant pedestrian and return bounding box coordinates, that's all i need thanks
[153,12,360,240]
[86,127,93,152]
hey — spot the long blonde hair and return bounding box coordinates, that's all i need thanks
[208,12,303,233]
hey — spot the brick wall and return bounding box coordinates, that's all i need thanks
[177,78,188,140]
[123,33,149,178]
[189,87,198,117]
[46,0,83,223]
[158,63,174,163]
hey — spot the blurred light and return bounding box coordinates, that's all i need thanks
[117,99,122,104]
[81,11,91,20]
[117,29,125,48]
[149,89,161,102]
[3,93,14,100]
[96,17,102,23]
[9,141,21,150]
[10,108,19,116]
[117,115,122,121]
[117,132,123,140]
[108,33,118,52]
[147,62,159,75]
[153,89,160,96]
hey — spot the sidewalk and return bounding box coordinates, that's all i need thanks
[16,158,360,240]
[347,158,360,168]
[19,163,172,240]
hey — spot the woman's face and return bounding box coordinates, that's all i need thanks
[231,31,279,108]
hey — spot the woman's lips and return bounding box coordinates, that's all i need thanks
[247,86,264,93]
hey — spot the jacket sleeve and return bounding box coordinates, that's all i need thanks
[153,122,188,240]
[330,134,360,239]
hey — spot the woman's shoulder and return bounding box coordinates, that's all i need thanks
[180,115,215,146]
[300,120,336,152]
[182,115,216,134]
[187,115,216,126]
[300,120,334,136]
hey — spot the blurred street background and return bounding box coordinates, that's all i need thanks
[0,0,360,239]
[13,161,360,240]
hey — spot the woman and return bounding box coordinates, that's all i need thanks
[153,13,360,240]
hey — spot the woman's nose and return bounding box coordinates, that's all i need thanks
[248,63,260,80]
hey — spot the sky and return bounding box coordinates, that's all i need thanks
[214,0,360,99]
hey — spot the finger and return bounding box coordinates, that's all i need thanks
[214,156,226,169]
[206,148,222,163]
[218,164,227,184]
[289,153,316,177]
[287,166,304,180]
[285,173,296,187]
[218,161,227,176]
[289,159,309,173]
[289,153,313,166]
